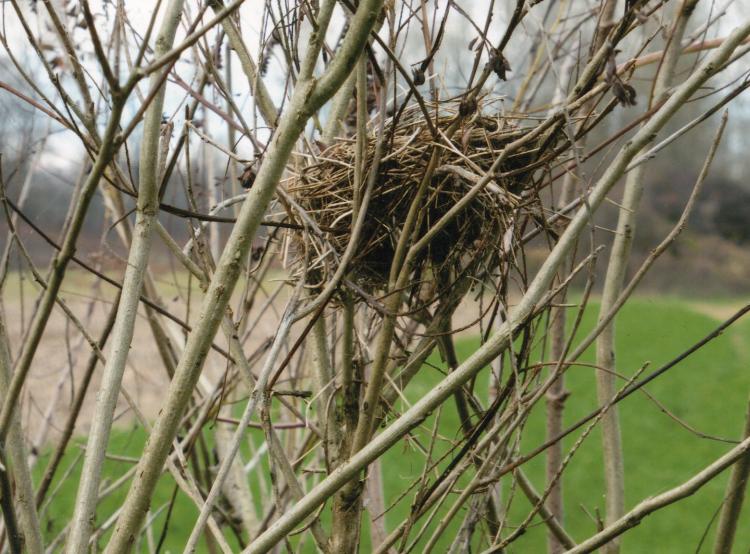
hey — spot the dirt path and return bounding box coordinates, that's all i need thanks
[686,299,750,322]
[7,265,743,451]
[2,269,282,446]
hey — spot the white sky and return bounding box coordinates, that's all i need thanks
[1,0,748,177]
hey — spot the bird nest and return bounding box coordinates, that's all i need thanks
[286,102,556,304]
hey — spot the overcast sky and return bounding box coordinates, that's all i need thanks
[2,0,748,177]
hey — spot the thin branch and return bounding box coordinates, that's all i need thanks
[568,435,750,554]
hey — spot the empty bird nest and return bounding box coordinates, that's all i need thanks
[284,100,561,304]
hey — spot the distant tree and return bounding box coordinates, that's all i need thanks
[714,181,750,244]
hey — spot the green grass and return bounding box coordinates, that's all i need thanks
[34,298,750,552]
[373,297,750,553]
[34,431,235,553]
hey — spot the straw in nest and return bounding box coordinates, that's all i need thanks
[287,103,552,302]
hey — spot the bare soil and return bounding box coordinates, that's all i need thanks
[2,268,282,447]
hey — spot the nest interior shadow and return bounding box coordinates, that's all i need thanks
[287,102,558,304]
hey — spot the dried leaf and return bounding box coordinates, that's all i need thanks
[488,48,510,81]
[241,163,259,190]
[49,55,65,70]
[411,67,426,86]
[458,97,478,117]
[612,81,637,106]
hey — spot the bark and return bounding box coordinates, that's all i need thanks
[66,1,187,550]
[712,396,750,554]
[546,303,570,554]
[0,313,43,553]
[209,0,279,129]
[104,1,387,549]
[244,24,750,549]
[544,39,584,552]
[595,4,698,552]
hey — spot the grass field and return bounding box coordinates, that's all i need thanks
[33,297,750,552]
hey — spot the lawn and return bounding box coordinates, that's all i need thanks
[33,297,750,552]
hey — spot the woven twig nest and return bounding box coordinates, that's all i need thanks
[286,102,554,303]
